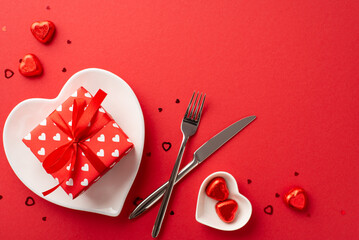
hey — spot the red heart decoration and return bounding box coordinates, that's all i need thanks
[215,199,238,223]
[30,21,55,43]
[205,177,229,201]
[284,187,307,211]
[19,54,43,77]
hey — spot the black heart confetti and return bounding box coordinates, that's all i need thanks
[162,142,172,152]
[264,205,273,215]
[25,196,35,206]
[5,69,14,79]
[133,197,143,206]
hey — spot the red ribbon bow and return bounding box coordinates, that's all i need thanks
[42,89,111,196]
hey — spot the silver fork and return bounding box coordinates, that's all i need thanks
[152,92,206,238]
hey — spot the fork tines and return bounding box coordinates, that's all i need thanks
[185,91,206,122]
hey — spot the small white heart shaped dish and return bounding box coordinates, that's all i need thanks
[3,68,145,216]
[196,171,252,231]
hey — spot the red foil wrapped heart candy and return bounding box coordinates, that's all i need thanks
[215,199,238,223]
[205,177,229,201]
[284,187,307,211]
[19,54,43,77]
[31,20,56,44]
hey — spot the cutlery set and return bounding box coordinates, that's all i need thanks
[129,92,256,237]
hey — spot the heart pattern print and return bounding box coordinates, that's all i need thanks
[53,133,61,141]
[22,87,134,199]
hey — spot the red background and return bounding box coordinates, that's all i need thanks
[1,0,358,239]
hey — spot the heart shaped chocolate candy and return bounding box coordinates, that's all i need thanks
[215,199,238,223]
[205,177,229,201]
[19,54,43,77]
[284,187,307,211]
[31,20,56,44]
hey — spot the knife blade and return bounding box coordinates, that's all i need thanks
[129,115,256,219]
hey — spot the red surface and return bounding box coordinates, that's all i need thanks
[0,1,358,239]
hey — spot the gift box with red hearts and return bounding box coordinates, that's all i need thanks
[22,87,133,199]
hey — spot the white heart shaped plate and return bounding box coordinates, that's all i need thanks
[196,171,252,231]
[3,68,145,217]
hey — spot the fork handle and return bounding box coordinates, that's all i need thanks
[152,136,189,238]
[129,158,199,219]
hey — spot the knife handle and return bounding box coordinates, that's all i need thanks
[129,159,199,219]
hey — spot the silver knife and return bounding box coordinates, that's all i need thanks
[129,115,256,219]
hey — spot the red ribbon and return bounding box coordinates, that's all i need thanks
[42,89,111,196]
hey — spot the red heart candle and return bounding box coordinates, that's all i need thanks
[284,187,307,211]
[19,54,43,77]
[31,21,56,44]
[215,199,238,223]
[205,177,229,201]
